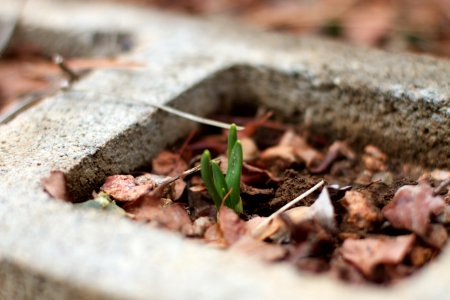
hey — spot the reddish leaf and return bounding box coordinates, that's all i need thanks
[219,206,247,245]
[382,184,445,236]
[421,224,448,249]
[343,2,395,47]
[362,145,388,172]
[125,193,162,222]
[310,141,355,173]
[341,235,415,277]
[41,170,72,202]
[341,191,382,230]
[101,175,156,202]
[155,203,192,231]
[152,150,188,176]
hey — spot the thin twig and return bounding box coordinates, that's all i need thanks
[0,94,43,124]
[53,54,80,82]
[66,89,244,131]
[151,103,244,131]
[434,178,450,196]
[252,180,325,238]
[154,157,221,192]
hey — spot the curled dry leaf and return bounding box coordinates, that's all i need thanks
[409,245,435,267]
[230,236,287,262]
[242,162,282,184]
[362,144,388,172]
[101,175,157,202]
[421,224,448,249]
[152,150,188,176]
[155,203,192,231]
[260,130,322,170]
[341,191,382,230]
[341,235,415,277]
[125,193,162,222]
[382,184,445,236]
[152,151,188,200]
[219,206,247,245]
[190,216,215,237]
[310,141,356,174]
[41,170,72,202]
[240,137,259,161]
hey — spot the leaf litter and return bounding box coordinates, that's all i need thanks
[43,109,450,285]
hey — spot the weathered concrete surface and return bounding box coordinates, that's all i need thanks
[0,0,449,299]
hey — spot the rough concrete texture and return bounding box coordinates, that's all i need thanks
[0,0,449,299]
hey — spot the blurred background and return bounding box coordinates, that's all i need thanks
[123,0,450,57]
[1,0,449,118]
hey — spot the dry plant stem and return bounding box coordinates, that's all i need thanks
[434,178,450,196]
[53,54,80,82]
[252,180,325,238]
[67,90,244,131]
[151,103,244,131]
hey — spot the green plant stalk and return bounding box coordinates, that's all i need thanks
[227,124,237,166]
[200,150,222,209]
[200,123,243,214]
[225,141,243,213]
[211,161,228,199]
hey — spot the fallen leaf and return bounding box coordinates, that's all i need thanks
[409,245,435,267]
[343,2,395,46]
[281,130,322,167]
[152,150,188,176]
[240,137,259,161]
[382,184,445,236]
[341,190,382,230]
[219,206,247,245]
[242,162,282,184]
[421,224,448,249]
[41,170,72,202]
[362,144,388,172]
[310,141,355,173]
[341,235,415,277]
[125,193,162,222]
[189,216,215,237]
[155,203,192,231]
[230,236,287,262]
[101,175,156,202]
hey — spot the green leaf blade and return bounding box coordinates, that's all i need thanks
[211,161,228,199]
[200,150,222,209]
[225,141,243,212]
[226,124,237,173]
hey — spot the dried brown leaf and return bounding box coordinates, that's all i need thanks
[125,193,162,222]
[341,235,415,277]
[240,137,259,161]
[310,141,355,173]
[41,170,72,202]
[152,150,188,176]
[155,203,192,231]
[341,191,382,230]
[101,175,156,202]
[383,184,445,236]
[219,206,247,245]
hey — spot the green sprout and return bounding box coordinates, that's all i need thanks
[200,124,243,214]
